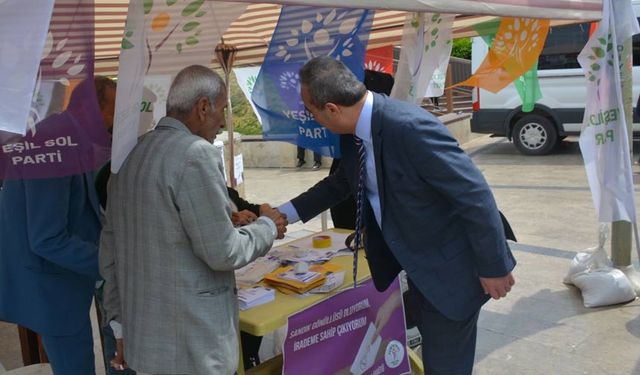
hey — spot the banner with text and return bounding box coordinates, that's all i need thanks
[283,278,409,375]
[251,6,373,158]
[391,13,454,103]
[578,0,639,223]
[111,0,246,172]
[0,0,112,180]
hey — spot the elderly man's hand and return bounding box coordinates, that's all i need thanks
[231,210,258,226]
[479,273,515,299]
[259,203,273,216]
[261,208,288,239]
[110,338,128,371]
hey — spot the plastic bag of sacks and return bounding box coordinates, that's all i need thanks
[564,224,637,308]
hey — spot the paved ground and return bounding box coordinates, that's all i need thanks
[2,135,640,374]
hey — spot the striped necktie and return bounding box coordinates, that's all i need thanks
[353,135,366,288]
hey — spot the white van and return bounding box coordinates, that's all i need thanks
[470,10,640,155]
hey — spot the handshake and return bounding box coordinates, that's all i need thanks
[231,203,288,239]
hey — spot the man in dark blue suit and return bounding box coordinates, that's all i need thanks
[279,57,516,374]
[0,77,116,374]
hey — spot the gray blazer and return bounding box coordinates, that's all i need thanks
[99,117,275,374]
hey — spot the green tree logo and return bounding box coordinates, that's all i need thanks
[586,33,614,85]
[121,0,208,73]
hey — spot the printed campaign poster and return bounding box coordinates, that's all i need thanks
[283,278,410,375]
[0,0,112,180]
[251,5,374,158]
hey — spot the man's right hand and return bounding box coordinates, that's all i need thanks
[110,338,128,371]
[261,208,288,239]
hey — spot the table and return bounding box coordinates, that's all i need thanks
[238,228,424,375]
[239,229,370,337]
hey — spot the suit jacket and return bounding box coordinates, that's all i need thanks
[292,93,516,320]
[0,174,102,336]
[99,117,275,374]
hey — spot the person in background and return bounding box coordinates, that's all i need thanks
[0,77,115,375]
[279,57,516,374]
[99,65,286,374]
[296,145,322,169]
[91,77,138,375]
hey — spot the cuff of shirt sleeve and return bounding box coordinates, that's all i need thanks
[257,216,277,237]
[109,320,123,339]
[278,201,300,223]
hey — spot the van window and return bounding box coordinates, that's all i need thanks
[538,22,591,70]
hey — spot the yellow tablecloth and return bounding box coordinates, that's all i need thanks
[239,228,371,336]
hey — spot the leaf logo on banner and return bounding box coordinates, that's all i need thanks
[364,45,394,74]
[275,9,361,62]
[422,13,446,53]
[585,33,614,85]
[365,60,382,72]
[28,31,86,135]
[246,74,257,92]
[121,0,207,72]
[455,18,549,94]
[279,71,300,91]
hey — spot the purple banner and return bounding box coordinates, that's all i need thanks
[283,278,410,375]
[0,0,110,180]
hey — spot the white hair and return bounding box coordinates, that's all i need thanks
[166,65,225,117]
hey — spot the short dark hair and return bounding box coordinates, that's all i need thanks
[299,56,366,108]
[94,76,116,110]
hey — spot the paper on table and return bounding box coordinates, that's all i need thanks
[350,323,382,375]
[235,257,281,287]
[238,286,275,310]
[309,271,345,294]
[270,230,353,263]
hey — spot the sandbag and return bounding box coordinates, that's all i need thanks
[572,269,636,308]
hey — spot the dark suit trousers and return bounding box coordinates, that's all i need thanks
[407,280,480,375]
[41,317,95,375]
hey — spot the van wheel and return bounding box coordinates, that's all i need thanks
[512,115,557,155]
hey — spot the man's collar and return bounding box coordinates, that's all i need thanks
[354,91,373,141]
[156,116,192,134]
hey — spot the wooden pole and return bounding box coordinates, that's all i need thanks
[612,32,633,266]
[445,66,454,113]
[216,42,238,187]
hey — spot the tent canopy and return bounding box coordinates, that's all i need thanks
[95,0,602,75]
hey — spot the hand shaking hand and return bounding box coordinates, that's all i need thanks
[231,210,258,226]
[261,207,288,239]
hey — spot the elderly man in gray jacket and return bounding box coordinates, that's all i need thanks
[99,65,287,374]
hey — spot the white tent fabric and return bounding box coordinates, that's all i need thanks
[231,0,602,20]
[94,1,602,75]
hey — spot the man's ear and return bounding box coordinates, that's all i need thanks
[325,102,340,116]
[196,97,209,122]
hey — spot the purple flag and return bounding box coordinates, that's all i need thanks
[0,0,110,180]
